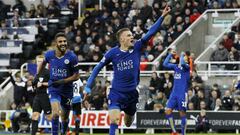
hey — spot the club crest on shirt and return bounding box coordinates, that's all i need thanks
[174,73,181,79]
[64,59,70,64]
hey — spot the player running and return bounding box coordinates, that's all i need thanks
[84,5,171,135]
[35,33,80,135]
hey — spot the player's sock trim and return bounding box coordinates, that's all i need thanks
[109,123,118,135]
[181,116,187,135]
[31,120,38,135]
[166,114,176,133]
[52,117,59,135]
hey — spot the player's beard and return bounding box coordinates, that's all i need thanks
[128,46,134,50]
[57,44,67,53]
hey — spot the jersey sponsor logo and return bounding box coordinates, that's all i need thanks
[64,59,70,64]
[117,60,134,71]
[174,73,181,79]
[52,68,67,77]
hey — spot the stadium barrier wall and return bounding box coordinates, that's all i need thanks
[137,110,240,131]
[1,110,240,134]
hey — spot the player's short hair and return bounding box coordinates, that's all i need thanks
[54,32,67,40]
[116,28,130,41]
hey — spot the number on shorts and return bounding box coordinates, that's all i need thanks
[182,101,187,108]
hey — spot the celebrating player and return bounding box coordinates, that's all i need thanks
[84,5,171,135]
[163,50,191,135]
[35,33,79,135]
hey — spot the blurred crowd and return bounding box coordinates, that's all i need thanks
[210,26,240,70]
[0,0,239,71]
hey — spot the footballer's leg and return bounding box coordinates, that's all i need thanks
[123,102,137,127]
[51,101,61,135]
[124,113,134,127]
[178,94,187,135]
[60,96,72,135]
[72,102,81,135]
[109,109,121,135]
[31,97,41,135]
[179,111,187,135]
[165,95,178,134]
[50,93,62,135]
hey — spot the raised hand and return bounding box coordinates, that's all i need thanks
[162,5,171,17]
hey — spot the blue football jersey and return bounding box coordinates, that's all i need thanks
[44,50,78,94]
[86,16,165,92]
[163,54,190,94]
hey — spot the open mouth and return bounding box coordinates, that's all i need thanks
[130,39,134,44]
[59,44,67,51]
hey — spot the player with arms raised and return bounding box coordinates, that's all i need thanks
[163,50,191,135]
[84,5,171,135]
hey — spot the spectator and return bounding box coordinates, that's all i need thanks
[148,72,162,97]
[9,72,26,107]
[29,4,36,18]
[195,109,210,133]
[210,41,229,61]
[36,2,47,17]
[153,91,167,111]
[139,0,153,23]
[12,0,26,16]
[10,104,31,133]
[221,90,234,110]
[162,72,173,98]
[207,90,218,110]
[226,47,240,70]
[188,101,195,110]
[46,0,60,18]
[190,8,201,23]
[0,30,10,39]
[222,33,233,51]
[214,98,223,111]
[89,81,104,110]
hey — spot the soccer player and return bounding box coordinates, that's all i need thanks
[84,5,171,135]
[35,33,80,135]
[71,78,85,135]
[163,51,191,135]
[31,55,52,135]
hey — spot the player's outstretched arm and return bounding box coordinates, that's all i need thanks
[163,53,175,69]
[141,5,171,42]
[84,61,107,93]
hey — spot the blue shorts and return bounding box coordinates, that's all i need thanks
[49,91,73,111]
[166,92,187,111]
[108,89,139,116]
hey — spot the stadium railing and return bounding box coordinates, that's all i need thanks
[19,62,174,79]
[153,9,240,65]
